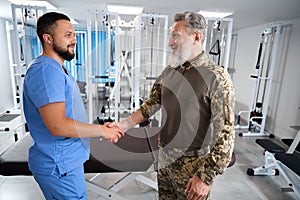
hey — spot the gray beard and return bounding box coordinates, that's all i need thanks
[168,53,186,68]
[168,46,192,68]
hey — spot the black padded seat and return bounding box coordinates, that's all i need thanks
[1,128,158,176]
[0,133,32,176]
[256,139,285,153]
[86,127,157,173]
[275,152,300,176]
[0,114,20,122]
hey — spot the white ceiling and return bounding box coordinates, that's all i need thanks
[0,0,300,31]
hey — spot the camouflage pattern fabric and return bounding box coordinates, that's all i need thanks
[158,147,210,200]
[139,51,235,198]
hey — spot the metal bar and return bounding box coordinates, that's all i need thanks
[287,129,300,154]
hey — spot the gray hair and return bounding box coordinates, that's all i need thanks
[174,11,207,41]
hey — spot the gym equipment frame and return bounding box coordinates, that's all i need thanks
[203,17,233,71]
[235,22,282,137]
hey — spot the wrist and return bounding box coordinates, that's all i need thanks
[98,124,105,137]
[196,171,213,185]
[120,116,136,131]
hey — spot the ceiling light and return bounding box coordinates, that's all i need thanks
[8,0,57,10]
[198,10,233,18]
[107,4,144,15]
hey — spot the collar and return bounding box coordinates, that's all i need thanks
[177,51,207,70]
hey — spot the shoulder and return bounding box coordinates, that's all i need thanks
[25,57,65,87]
[195,59,233,94]
[27,56,62,76]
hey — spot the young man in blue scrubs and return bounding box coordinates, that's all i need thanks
[23,12,124,199]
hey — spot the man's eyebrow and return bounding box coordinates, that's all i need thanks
[170,30,179,34]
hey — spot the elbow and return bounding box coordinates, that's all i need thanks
[49,126,78,138]
[47,120,75,137]
[47,125,65,137]
[43,118,78,138]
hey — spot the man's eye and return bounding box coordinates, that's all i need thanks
[65,33,76,38]
[172,33,179,38]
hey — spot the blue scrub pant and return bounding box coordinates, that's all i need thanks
[33,165,87,200]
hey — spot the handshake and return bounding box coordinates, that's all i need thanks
[99,115,137,143]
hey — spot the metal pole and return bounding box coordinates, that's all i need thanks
[11,4,21,109]
[223,18,233,71]
[259,23,281,136]
[87,13,93,123]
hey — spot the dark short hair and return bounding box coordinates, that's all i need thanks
[36,12,70,44]
[174,11,207,40]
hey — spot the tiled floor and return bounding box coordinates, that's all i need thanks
[0,130,299,200]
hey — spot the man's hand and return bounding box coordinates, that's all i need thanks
[185,175,211,200]
[107,111,144,132]
[107,121,128,132]
[101,123,125,143]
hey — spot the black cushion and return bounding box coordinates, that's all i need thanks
[0,128,158,176]
[275,152,300,176]
[0,133,32,175]
[256,139,285,153]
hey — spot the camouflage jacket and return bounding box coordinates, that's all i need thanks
[140,51,235,185]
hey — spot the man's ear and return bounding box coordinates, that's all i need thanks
[194,31,202,42]
[43,34,52,44]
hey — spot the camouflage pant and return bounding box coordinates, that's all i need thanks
[157,147,210,200]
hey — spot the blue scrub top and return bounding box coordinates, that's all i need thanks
[23,55,90,175]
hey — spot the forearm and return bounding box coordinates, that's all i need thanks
[119,109,146,131]
[48,117,105,138]
[115,70,163,131]
[38,102,116,139]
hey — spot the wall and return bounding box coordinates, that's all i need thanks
[0,18,14,113]
[1,15,300,139]
[233,17,300,139]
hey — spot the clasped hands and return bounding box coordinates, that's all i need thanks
[101,121,126,143]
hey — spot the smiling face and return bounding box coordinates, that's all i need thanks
[51,19,77,61]
[168,20,194,68]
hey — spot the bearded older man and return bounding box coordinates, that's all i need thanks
[109,11,235,200]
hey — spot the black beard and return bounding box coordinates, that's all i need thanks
[53,42,75,61]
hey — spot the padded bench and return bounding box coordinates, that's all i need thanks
[0,130,32,175]
[256,139,285,153]
[248,137,300,198]
[275,152,300,177]
[0,127,160,200]
[247,139,285,176]
[0,127,160,176]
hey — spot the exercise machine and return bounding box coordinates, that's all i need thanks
[9,4,45,109]
[247,126,300,198]
[1,4,45,140]
[236,22,282,137]
[87,11,117,124]
[203,17,233,71]
[86,11,168,125]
